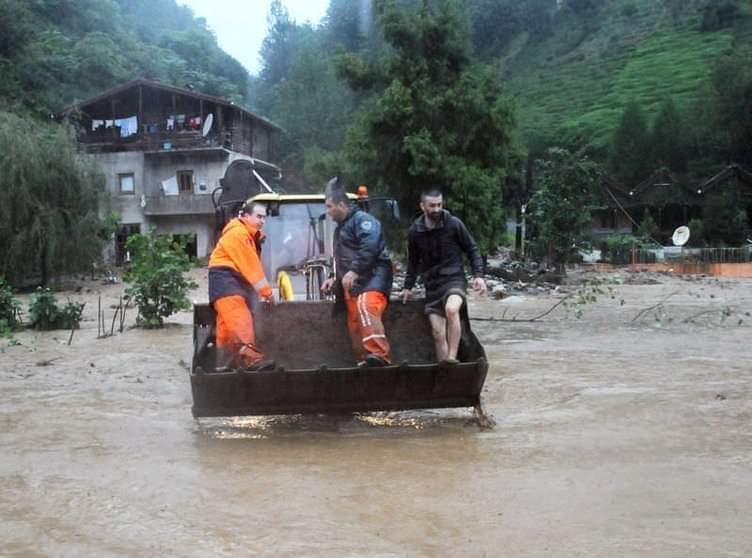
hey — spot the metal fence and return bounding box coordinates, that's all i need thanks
[606,246,752,265]
[689,247,752,263]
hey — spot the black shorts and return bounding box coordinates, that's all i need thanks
[424,285,467,317]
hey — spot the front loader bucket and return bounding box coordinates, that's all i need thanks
[190,300,488,417]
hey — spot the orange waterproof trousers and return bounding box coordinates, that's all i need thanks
[213,295,264,368]
[344,290,391,364]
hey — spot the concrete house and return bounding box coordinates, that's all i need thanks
[67,79,281,262]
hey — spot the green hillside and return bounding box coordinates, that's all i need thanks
[496,0,751,150]
[0,0,250,115]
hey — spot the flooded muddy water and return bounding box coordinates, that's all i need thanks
[1,270,751,556]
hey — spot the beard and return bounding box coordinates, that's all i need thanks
[426,210,442,223]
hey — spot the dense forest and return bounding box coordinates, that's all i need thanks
[247,0,752,256]
[1,0,752,282]
[0,0,250,112]
[3,0,750,181]
[251,0,752,187]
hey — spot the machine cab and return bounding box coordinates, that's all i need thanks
[248,191,399,301]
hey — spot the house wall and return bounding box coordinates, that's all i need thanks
[143,152,229,197]
[94,151,146,226]
[78,82,281,265]
[144,150,255,197]
[92,150,258,260]
[148,214,215,259]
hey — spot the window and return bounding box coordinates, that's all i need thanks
[119,173,135,194]
[177,170,193,194]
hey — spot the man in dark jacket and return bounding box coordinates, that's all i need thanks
[321,178,393,366]
[400,189,486,364]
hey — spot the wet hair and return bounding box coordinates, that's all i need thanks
[420,189,443,201]
[325,176,348,205]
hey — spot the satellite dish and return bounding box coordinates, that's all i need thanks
[202,113,214,137]
[672,225,690,247]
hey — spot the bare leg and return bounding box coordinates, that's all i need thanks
[428,313,448,361]
[445,294,464,360]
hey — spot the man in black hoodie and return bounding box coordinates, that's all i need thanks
[400,190,486,364]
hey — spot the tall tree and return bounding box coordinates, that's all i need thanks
[652,97,687,173]
[611,101,652,186]
[268,38,358,189]
[709,53,752,167]
[255,0,312,114]
[703,186,750,246]
[530,147,601,271]
[337,0,519,252]
[0,112,107,285]
[466,0,523,61]
[323,0,376,53]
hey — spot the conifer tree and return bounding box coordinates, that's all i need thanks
[337,0,519,252]
[652,97,687,173]
[611,101,653,186]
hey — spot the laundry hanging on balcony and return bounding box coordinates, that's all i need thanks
[161,175,179,196]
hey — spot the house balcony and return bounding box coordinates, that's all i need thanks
[80,128,234,155]
[142,193,215,216]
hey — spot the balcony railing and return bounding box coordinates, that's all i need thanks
[80,129,231,154]
[142,194,215,216]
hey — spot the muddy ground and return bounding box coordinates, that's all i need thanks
[1,268,750,557]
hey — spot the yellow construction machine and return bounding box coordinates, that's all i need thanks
[190,160,490,420]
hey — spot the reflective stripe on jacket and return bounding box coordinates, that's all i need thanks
[208,217,272,301]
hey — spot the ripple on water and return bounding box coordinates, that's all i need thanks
[194,409,483,440]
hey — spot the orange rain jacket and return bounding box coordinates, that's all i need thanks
[208,217,272,303]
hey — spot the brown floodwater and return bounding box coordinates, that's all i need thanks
[1,271,751,556]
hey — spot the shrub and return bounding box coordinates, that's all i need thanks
[28,288,59,330]
[0,276,21,338]
[601,234,635,263]
[636,210,659,243]
[28,287,85,331]
[123,230,197,328]
[58,301,85,330]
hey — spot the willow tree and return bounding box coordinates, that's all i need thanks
[336,0,519,253]
[0,111,106,285]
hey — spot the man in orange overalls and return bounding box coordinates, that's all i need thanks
[208,202,275,371]
[321,178,393,367]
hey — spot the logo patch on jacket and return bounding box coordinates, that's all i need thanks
[360,220,373,231]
